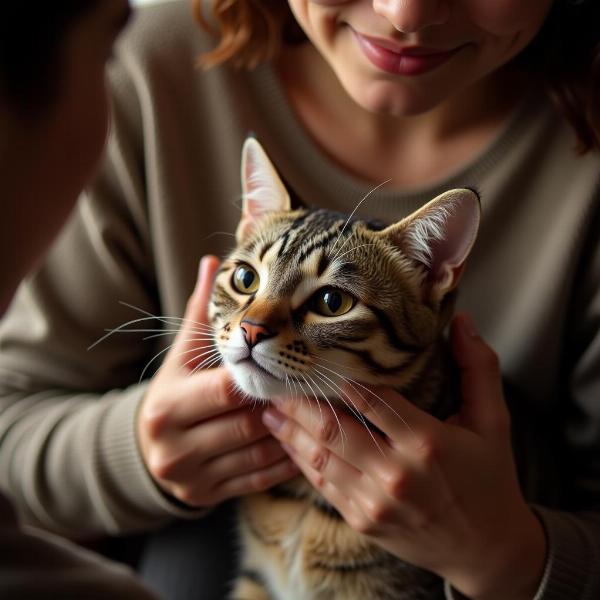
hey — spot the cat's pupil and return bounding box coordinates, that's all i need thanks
[324,290,342,313]
[241,269,255,289]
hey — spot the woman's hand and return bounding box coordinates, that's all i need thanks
[137,256,298,508]
[262,314,546,600]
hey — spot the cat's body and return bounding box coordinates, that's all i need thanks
[235,477,442,600]
[208,139,480,600]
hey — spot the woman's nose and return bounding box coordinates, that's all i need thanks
[372,0,449,33]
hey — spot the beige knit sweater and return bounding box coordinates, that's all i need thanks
[0,1,599,598]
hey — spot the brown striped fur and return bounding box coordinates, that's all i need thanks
[208,139,480,600]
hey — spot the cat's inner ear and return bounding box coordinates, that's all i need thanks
[381,188,481,302]
[237,137,291,243]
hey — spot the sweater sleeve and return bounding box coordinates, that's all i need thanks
[536,196,600,599]
[0,51,200,536]
[445,201,600,600]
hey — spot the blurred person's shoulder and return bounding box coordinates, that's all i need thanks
[105,0,219,134]
[113,0,212,74]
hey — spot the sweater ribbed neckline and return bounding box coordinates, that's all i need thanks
[244,60,546,219]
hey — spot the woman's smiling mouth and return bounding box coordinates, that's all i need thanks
[351,29,466,76]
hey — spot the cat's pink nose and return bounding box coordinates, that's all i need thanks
[241,320,272,348]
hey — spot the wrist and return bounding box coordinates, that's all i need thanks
[448,507,547,600]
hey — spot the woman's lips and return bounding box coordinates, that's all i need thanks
[353,31,463,76]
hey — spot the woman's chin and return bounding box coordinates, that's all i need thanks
[348,79,442,117]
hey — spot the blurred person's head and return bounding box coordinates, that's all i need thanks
[0,0,132,313]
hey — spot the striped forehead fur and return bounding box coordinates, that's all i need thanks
[245,210,402,293]
[223,207,433,338]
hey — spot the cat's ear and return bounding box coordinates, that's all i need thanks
[237,137,291,242]
[380,188,480,302]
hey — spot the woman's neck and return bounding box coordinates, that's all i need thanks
[276,43,527,189]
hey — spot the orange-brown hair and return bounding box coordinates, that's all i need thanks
[194,0,600,153]
[194,0,303,69]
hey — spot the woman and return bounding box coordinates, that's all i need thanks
[0,1,155,597]
[0,0,598,598]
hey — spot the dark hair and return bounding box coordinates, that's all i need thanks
[0,1,101,115]
[195,0,600,154]
[520,0,600,153]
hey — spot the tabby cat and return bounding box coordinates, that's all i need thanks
[208,138,480,600]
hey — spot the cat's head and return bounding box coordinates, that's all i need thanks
[209,138,480,401]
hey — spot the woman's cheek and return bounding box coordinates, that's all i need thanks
[465,0,552,37]
[306,0,352,5]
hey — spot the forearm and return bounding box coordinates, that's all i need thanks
[0,381,198,536]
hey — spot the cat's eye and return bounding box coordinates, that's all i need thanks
[313,288,355,317]
[232,264,260,294]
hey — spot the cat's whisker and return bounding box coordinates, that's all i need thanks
[311,369,361,422]
[284,374,299,402]
[306,373,348,451]
[89,314,212,351]
[119,313,213,334]
[183,354,221,374]
[186,345,221,363]
[89,316,171,350]
[287,374,301,403]
[314,363,418,440]
[118,301,215,332]
[189,353,222,375]
[203,230,237,240]
[180,347,222,371]
[311,369,367,450]
[299,373,322,426]
[105,328,182,335]
[296,377,310,402]
[284,374,292,401]
[169,337,216,346]
[174,342,219,360]
[332,243,377,265]
[135,341,218,383]
[290,376,306,402]
[291,375,302,401]
[138,343,177,383]
[313,367,387,458]
[286,374,297,402]
[128,322,211,337]
[329,179,391,256]
[143,333,215,341]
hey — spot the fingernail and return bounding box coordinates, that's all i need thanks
[262,408,286,432]
[193,257,209,294]
[199,255,213,281]
[460,314,479,338]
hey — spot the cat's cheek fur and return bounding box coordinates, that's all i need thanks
[227,360,290,400]
[217,326,289,399]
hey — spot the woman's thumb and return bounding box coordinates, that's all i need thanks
[171,255,220,362]
[450,313,510,439]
